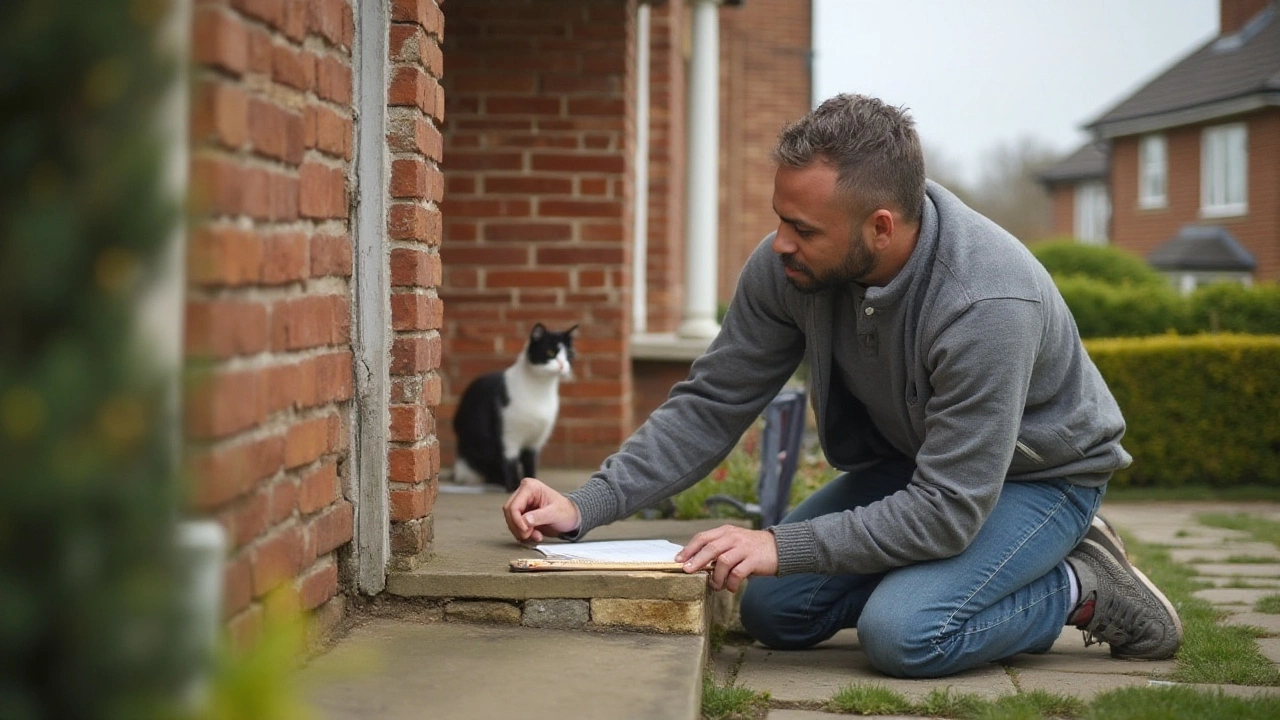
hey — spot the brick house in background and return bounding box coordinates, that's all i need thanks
[178,0,810,647]
[1040,0,1280,290]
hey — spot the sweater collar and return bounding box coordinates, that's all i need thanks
[863,184,940,307]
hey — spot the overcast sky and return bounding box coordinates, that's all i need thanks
[812,0,1220,182]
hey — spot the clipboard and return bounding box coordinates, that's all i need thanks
[508,558,688,572]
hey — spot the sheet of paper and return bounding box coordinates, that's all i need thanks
[534,539,684,563]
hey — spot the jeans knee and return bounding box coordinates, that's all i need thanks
[739,579,827,650]
[858,607,950,679]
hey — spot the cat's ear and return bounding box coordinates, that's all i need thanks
[530,323,546,341]
[565,324,579,338]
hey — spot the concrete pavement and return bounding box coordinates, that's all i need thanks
[300,479,1280,719]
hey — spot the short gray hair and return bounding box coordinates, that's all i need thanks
[772,94,926,223]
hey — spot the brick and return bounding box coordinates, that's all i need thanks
[539,200,623,219]
[248,99,304,164]
[245,24,273,75]
[530,153,626,174]
[272,44,315,92]
[444,198,529,218]
[260,231,308,284]
[391,292,441,332]
[482,222,572,242]
[310,233,352,277]
[298,559,339,610]
[445,151,522,172]
[189,155,244,217]
[487,270,571,289]
[387,109,442,159]
[486,96,561,116]
[282,0,309,41]
[390,517,429,555]
[390,485,427,521]
[537,246,624,265]
[390,334,442,375]
[250,525,304,597]
[298,461,339,514]
[309,0,348,48]
[306,104,351,159]
[388,203,441,243]
[390,158,427,198]
[186,368,264,439]
[191,79,248,149]
[266,360,307,413]
[389,404,426,442]
[423,373,442,407]
[223,554,253,618]
[387,443,432,483]
[226,489,269,548]
[308,500,354,558]
[193,6,248,75]
[185,300,268,359]
[582,223,624,242]
[485,176,573,194]
[268,477,299,525]
[188,224,262,286]
[225,605,263,653]
[271,295,348,351]
[188,433,285,509]
[299,162,347,219]
[442,245,527,266]
[316,350,354,403]
[315,54,352,104]
[285,415,331,468]
[232,0,283,29]
[445,601,519,625]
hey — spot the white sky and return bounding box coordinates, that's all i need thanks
[813,0,1220,182]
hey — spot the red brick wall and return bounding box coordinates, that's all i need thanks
[643,0,687,334]
[440,0,635,470]
[387,0,446,568]
[1046,185,1075,238]
[718,0,812,305]
[1109,109,1280,280]
[186,0,356,648]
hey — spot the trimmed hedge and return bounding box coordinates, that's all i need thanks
[1189,282,1280,335]
[1031,240,1168,288]
[1055,275,1191,338]
[1085,334,1280,488]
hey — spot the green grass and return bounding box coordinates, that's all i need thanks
[1255,593,1280,614]
[701,674,769,720]
[1103,486,1280,503]
[1197,512,1280,550]
[1223,555,1280,564]
[1082,685,1280,720]
[1124,539,1280,685]
[827,682,914,715]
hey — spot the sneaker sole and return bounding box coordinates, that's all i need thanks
[1078,538,1184,660]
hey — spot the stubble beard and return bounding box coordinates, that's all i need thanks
[780,233,878,294]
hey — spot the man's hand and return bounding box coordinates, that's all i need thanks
[676,525,779,592]
[502,477,582,543]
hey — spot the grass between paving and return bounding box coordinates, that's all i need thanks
[1197,512,1280,550]
[822,682,1280,719]
[1122,537,1280,685]
[1256,594,1280,614]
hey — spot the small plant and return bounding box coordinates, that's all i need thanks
[1083,685,1280,720]
[1224,555,1280,564]
[1255,593,1280,614]
[974,691,1085,720]
[826,682,913,715]
[701,674,769,720]
[916,687,988,718]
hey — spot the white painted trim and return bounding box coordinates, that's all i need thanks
[632,3,651,334]
[352,0,390,595]
[678,0,721,340]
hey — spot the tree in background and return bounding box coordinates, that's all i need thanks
[967,135,1061,243]
[0,1,193,717]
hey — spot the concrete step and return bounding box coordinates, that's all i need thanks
[302,618,705,720]
[386,477,744,633]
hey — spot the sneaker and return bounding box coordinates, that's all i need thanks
[1066,538,1182,660]
[1085,513,1128,567]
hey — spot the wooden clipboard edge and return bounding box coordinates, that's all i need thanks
[509,558,688,573]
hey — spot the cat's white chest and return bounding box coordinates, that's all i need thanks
[501,367,561,448]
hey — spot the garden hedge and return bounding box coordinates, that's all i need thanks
[1085,334,1280,488]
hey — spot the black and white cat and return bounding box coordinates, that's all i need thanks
[452,323,578,491]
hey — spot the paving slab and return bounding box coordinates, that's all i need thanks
[301,617,704,720]
[767,712,919,720]
[1221,612,1280,634]
[1192,563,1280,578]
[1195,576,1280,589]
[1169,544,1280,563]
[1193,587,1276,605]
[1011,668,1153,699]
[728,630,1016,705]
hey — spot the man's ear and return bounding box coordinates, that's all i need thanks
[869,209,896,250]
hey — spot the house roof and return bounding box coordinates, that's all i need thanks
[1038,142,1108,186]
[1088,4,1280,138]
[1147,225,1257,272]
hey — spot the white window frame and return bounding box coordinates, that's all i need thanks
[1138,134,1167,209]
[1201,123,1248,218]
[1073,181,1110,245]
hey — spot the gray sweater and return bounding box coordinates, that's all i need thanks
[568,181,1132,576]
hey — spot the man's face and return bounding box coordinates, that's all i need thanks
[771,161,879,293]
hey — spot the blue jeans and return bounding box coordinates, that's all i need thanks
[739,457,1104,678]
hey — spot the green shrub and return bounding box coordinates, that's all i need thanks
[1031,240,1168,288]
[1189,282,1280,335]
[1055,275,1191,338]
[1085,334,1280,488]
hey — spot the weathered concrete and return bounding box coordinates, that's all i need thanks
[443,600,520,625]
[522,598,590,629]
[302,619,704,720]
[592,598,704,634]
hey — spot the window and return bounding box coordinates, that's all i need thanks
[1074,181,1110,244]
[1138,134,1166,209]
[1201,123,1247,216]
